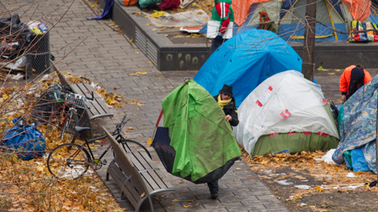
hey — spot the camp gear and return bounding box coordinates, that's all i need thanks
[194,29,302,107]
[2,117,46,160]
[233,71,339,157]
[231,0,378,42]
[152,80,241,183]
[332,75,378,173]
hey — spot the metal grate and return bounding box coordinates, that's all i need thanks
[135,27,158,67]
[26,33,51,75]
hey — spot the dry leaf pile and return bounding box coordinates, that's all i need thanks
[0,73,126,211]
[62,71,123,108]
[242,149,378,201]
[0,151,122,211]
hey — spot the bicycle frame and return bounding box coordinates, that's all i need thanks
[69,115,130,165]
[47,115,152,179]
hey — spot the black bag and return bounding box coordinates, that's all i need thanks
[152,126,235,184]
[330,100,339,120]
[31,85,64,124]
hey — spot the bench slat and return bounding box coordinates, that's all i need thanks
[69,83,113,119]
[103,126,148,195]
[108,158,142,207]
[125,151,161,192]
[85,98,111,119]
[102,126,174,212]
[131,150,173,190]
[56,70,70,86]
[122,144,172,190]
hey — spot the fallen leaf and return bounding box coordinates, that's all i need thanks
[315,186,324,192]
[140,192,145,198]
[146,138,152,146]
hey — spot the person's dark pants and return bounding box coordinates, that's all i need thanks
[207,180,219,193]
[210,36,226,54]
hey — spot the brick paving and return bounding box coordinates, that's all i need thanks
[1,0,290,211]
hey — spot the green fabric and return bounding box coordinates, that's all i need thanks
[162,80,241,182]
[211,0,235,22]
[251,132,340,157]
[337,104,344,134]
[138,0,162,8]
[343,150,353,170]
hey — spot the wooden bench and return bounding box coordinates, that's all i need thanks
[101,126,174,212]
[55,68,113,138]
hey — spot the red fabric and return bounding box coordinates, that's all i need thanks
[342,0,371,22]
[121,0,137,6]
[215,2,231,34]
[339,65,372,94]
[232,0,270,26]
[158,0,180,10]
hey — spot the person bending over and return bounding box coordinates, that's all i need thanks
[340,64,372,103]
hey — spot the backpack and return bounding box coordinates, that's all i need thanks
[119,0,137,6]
[31,85,64,124]
[2,118,46,160]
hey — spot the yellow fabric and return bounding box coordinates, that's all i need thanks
[217,95,231,109]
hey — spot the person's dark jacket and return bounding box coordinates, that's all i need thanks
[214,95,239,126]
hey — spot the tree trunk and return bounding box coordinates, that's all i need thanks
[302,0,317,81]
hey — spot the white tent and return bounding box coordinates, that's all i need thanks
[233,70,339,156]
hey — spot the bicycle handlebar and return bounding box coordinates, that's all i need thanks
[112,115,129,136]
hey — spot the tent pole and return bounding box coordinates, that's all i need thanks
[302,0,317,81]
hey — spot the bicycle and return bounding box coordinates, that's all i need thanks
[46,115,151,180]
[58,89,94,140]
[47,84,94,140]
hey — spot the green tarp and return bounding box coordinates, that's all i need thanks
[162,80,241,182]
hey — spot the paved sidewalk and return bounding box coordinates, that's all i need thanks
[1,0,290,211]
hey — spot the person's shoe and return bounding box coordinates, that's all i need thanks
[210,191,218,199]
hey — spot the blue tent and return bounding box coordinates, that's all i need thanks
[194,29,302,107]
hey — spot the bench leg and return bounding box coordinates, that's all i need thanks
[136,196,154,212]
[121,192,126,200]
[106,172,109,181]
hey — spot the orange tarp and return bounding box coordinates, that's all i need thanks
[342,0,371,22]
[232,0,271,26]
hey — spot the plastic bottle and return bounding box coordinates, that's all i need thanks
[38,23,48,33]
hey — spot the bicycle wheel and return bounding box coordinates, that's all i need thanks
[119,139,152,159]
[60,111,78,140]
[47,143,90,180]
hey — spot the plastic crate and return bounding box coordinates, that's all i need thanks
[26,33,51,75]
